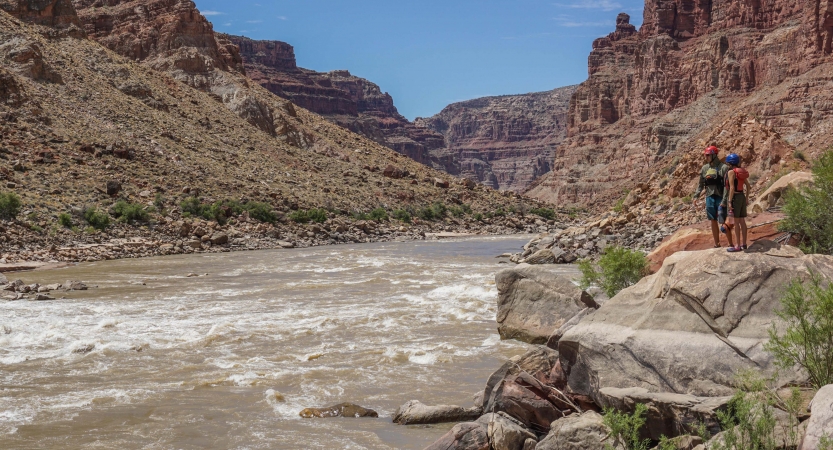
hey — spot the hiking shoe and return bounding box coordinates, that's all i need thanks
[741,244,748,250]
[727,246,742,253]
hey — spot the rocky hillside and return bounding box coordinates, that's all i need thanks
[415,86,577,192]
[0,0,546,263]
[222,34,454,173]
[525,8,833,211]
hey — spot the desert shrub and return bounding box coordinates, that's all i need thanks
[180,197,205,217]
[154,193,165,209]
[430,202,446,218]
[0,191,22,220]
[58,213,73,228]
[603,403,650,450]
[579,246,649,297]
[244,201,278,223]
[289,208,326,224]
[369,207,388,221]
[111,200,149,224]
[392,209,411,223]
[766,273,833,389]
[473,212,483,221]
[779,150,833,254]
[711,391,777,450]
[530,207,555,220]
[83,207,110,230]
[448,205,465,218]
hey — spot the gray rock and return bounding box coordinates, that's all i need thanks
[209,233,228,245]
[298,403,378,418]
[392,400,481,425]
[425,421,490,450]
[65,280,87,291]
[476,413,536,450]
[537,411,619,450]
[800,385,833,450]
[558,247,832,403]
[496,264,594,344]
[0,272,6,284]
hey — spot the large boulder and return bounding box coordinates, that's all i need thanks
[751,171,813,214]
[482,346,575,434]
[476,413,536,450]
[597,387,729,440]
[559,243,833,404]
[496,264,594,344]
[800,385,833,450]
[392,400,481,425]
[537,411,619,450]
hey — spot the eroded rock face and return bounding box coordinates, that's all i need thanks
[71,0,292,138]
[224,34,451,170]
[800,385,833,450]
[558,244,833,403]
[527,4,833,211]
[415,86,576,192]
[495,264,594,344]
[0,0,81,29]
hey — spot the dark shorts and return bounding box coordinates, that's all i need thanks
[731,193,748,218]
[706,195,723,221]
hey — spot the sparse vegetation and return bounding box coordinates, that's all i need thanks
[711,390,778,450]
[369,208,388,221]
[766,272,833,389]
[111,200,149,224]
[245,201,278,224]
[415,202,448,221]
[180,197,277,224]
[0,191,22,220]
[58,213,73,228]
[579,246,649,297]
[83,207,111,230]
[530,207,555,220]
[602,403,650,450]
[289,208,327,224]
[392,209,411,223]
[779,150,833,254]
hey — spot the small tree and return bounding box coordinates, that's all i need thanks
[0,191,22,220]
[766,273,833,389]
[580,246,649,297]
[779,150,833,254]
[603,403,650,450]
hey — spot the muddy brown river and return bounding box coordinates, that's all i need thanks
[1,236,578,449]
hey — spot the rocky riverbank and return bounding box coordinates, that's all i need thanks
[400,242,833,449]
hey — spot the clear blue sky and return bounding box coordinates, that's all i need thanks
[195,0,644,120]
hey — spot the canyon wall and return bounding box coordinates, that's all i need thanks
[415,86,576,192]
[526,7,833,209]
[224,34,451,170]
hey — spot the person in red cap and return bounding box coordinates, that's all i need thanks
[693,145,733,248]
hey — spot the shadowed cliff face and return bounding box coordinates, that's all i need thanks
[527,6,833,210]
[223,34,453,171]
[415,86,577,193]
[0,0,81,29]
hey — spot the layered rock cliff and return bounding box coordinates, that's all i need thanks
[224,34,452,170]
[415,86,576,192]
[526,8,833,210]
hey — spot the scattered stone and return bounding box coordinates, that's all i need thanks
[424,421,490,450]
[65,281,88,291]
[34,293,54,301]
[537,411,620,450]
[299,403,378,418]
[106,180,122,196]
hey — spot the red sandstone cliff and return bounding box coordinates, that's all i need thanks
[415,86,576,192]
[526,8,833,210]
[224,34,451,170]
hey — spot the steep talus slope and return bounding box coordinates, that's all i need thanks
[0,2,528,232]
[222,34,452,171]
[415,86,577,192]
[526,7,833,210]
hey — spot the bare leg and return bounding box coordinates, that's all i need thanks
[738,218,748,247]
[725,225,735,248]
[734,220,742,249]
[710,220,720,247]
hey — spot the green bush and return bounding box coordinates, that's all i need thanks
[289,208,326,224]
[245,201,278,224]
[579,246,649,297]
[392,209,411,223]
[0,191,22,220]
[180,196,205,217]
[779,150,833,254]
[530,207,555,220]
[111,200,149,224]
[83,207,110,230]
[369,207,388,221]
[58,213,73,228]
[711,391,777,450]
[473,212,483,221]
[602,403,650,450]
[766,273,833,389]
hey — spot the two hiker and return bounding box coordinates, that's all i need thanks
[693,146,750,252]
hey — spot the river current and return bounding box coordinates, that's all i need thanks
[1,236,577,449]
